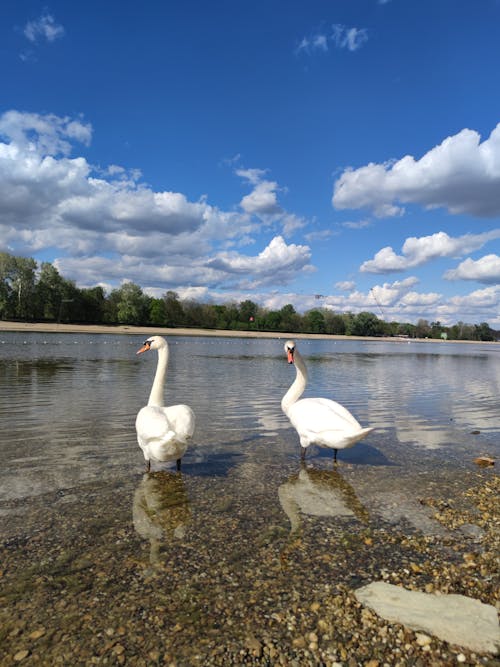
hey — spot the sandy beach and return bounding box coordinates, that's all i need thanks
[1,319,495,344]
[0,320,377,340]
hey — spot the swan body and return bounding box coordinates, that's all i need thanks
[281,340,373,462]
[135,336,195,471]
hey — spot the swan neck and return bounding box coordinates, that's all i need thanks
[148,345,168,406]
[281,350,307,413]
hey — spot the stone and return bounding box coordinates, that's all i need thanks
[355,582,500,654]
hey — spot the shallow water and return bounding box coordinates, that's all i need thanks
[0,333,498,664]
[1,333,498,501]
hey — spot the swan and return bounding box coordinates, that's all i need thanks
[135,336,195,472]
[281,340,373,463]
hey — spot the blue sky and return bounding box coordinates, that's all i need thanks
[1,0,500,326]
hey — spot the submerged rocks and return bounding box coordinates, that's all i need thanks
[355,581,500,654]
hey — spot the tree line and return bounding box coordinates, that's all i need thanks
[0,251,497,341]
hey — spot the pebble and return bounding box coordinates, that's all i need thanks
[1,465,498,666]
[415,633,431,646]
[29,628,46,640]
[13,650,30,662]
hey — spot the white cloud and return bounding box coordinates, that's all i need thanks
[341,219,372,230]
[0,110,92,155]
[170,279,500,328]
[239,180,281,215]
[206,235,313,288]
[331,24,368,52]
[361,230,500,273]
[236,166,306,235]
[0,111,315,294]
[305,229,337,242]
[369,277,421,307]
[335,280,356,291]
[444,254,500,284]
[24,13,65,43]
[333,124,500,218]
[297,23,368,56]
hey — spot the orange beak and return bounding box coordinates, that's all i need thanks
[136,342,151,355]
[287,349,294,364]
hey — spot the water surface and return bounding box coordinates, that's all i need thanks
[1,333,498,664]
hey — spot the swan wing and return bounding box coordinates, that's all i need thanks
[287,397,361,432]
[136,406,174,443]
[135,406,181,461]
[287,398,372,449]
[163,404,196,442]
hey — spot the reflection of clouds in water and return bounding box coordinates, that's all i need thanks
[278,466,369,534]
[355,352,500,442]
[393,414,451,450]
[132,472,191,565]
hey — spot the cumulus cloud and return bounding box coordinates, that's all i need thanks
[444,254,500,284]
[333,124,500,218]
[0,110,92,155]
[361,230,500,273]
[369,277,421,307]
[0,110,315,294]
[206,235,313,288]
[236,166,306,235]
[239,180,281,216]
[24,13,65,42]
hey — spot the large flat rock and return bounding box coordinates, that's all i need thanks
[355,581,500,654]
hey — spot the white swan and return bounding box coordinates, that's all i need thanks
[135,336,195,471]
[281,340,373,463]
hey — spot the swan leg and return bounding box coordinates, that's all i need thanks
[300,447,306,461]
[145,459,151,473]
[333,448,338,465]
[176,458,181,471]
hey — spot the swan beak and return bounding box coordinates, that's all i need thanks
[287,349,294,364]
[136,342,151,355]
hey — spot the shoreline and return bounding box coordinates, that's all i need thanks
[0,320,498,344]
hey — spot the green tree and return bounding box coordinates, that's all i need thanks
[475,322,494,341]
[415,318,431,339]
[149,298,167,325]
[279,304,300,332]
[0,252,16,319]
[12,256,37,320]
[351,311,382,337]
[35,262,65,320]
[323,310,346,335]
[303,309,326,333]
[239,300,258,327]
[163,291,185,326]
[80,286,105,323]
[112,282,149,324]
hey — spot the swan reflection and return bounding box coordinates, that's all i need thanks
[132,471,191,564]
[278,466,369,534]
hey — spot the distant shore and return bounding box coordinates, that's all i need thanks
[0,320,497,344]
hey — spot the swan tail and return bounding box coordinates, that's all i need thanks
[341,426,374,448]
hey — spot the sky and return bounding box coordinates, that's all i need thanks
[1,0,500,327]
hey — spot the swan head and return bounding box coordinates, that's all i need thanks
[284,340,296,364]
[136,335,167,355]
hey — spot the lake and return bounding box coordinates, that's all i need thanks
[1,332,498,664]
